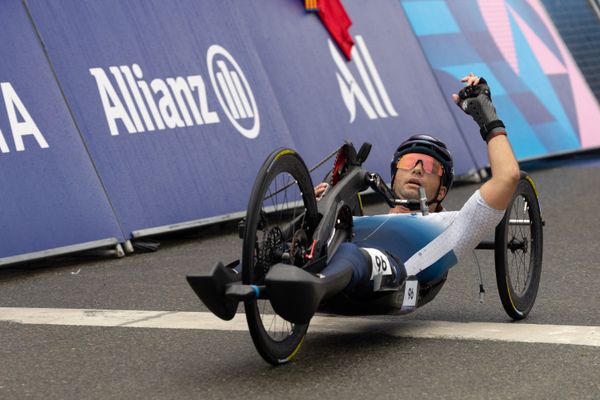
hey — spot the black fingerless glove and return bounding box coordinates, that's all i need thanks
[456,77,506,142]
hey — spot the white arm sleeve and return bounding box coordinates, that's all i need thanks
[405,190,506,276]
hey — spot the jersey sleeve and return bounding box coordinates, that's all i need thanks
[404,190,506,277]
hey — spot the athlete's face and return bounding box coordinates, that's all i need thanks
[392,153,447,203]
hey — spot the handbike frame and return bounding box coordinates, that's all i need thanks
[301,143,428,276]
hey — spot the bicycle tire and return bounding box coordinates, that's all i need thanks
[242,149,319,365]
[494,173,543,320]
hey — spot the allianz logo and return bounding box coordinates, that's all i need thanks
[90,45,260,139]
[329,35,398,123]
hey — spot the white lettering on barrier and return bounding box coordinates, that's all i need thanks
[329,35,398,123]
[0,82,49,153]
[89,68,137,136]
[90,66,221,136]
[90,45,258,139]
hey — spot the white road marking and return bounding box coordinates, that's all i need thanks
[1,307,599,347]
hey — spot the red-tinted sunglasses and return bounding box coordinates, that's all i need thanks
[396,153,443,176]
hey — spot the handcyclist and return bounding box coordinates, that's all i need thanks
[189,73,521,324]
[266,73,521,317]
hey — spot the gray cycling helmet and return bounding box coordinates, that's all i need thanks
[390,134,454,190]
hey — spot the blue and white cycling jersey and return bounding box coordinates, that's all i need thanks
[322,190,505,287]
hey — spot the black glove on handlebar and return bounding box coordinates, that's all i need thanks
[456,77,505,142]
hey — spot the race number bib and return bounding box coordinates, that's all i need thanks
[364,248,393,279]
[402,279,419,310]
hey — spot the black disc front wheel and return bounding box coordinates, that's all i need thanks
[495,173,543,320]
[242,149,319,365]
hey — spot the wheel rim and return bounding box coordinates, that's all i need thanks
[249,169,312,343]
[506,194,534,297]
[495,175,543,320]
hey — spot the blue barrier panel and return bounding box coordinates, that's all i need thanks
[27,0,299,237]
[399,0,600,165]
[235,0,478,179]
[27,0,480,237]
[0,0,124,263]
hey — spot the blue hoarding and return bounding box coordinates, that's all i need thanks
[0,0,124,262]
[27,0,299,237]
[26,0,478,238]
[6,0,598,263]
[236,0,478,177]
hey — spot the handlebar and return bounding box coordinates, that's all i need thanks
[365,172,429,215]
[317,141,430,216]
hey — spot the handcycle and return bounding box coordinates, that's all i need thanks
[187,141,543,365]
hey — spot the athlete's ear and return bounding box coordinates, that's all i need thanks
[437,185,447,201]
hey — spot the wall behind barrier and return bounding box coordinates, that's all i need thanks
[0,0,124,262]
[400,0,600,166]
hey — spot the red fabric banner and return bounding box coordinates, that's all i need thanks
[317,0,354,60]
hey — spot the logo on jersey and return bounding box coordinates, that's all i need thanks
[329,35,398,123]
[90,45,259,139]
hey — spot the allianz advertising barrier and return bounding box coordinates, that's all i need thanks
[27,0,300,238]
[0,0,124,264]
[26,0,477,239]
[235,0,477,177]
[15,0,600,258]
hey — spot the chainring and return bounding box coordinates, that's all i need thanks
[331,145,349,186]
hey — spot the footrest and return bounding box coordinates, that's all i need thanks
[186,262,242,321]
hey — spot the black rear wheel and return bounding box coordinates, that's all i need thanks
[495,173,543,320]
[242,149,319,365]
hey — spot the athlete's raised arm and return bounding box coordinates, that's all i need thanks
[452,73,520,210]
